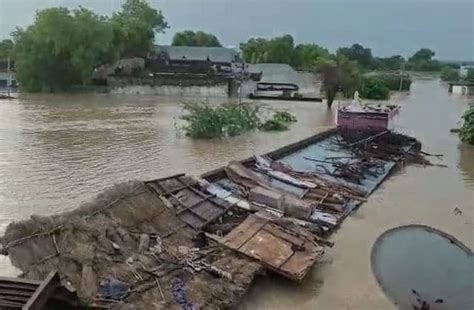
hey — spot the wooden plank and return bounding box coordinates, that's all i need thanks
[23,271,60,310]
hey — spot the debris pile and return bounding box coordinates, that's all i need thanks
[1,181,262,309]
[0,129,436,309]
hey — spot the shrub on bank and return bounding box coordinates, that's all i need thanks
[459,108,474,145]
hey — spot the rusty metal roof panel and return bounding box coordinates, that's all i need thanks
[146,174,232,230]
[220,215,323,281]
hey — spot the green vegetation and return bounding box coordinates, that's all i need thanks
[406,48,441,72]
[459,108,474,145]
[260,111,297,131]
[172,31,222,47]
[183,104,261,138]
[466,69,474,81]
[12,0,167,92]
[110,0,168,58]
[318,56,361,106]
[0,39,14,60]
[359,78,390,100]
[273,111,297,123]
[367,73,412,91]
[183,105,297,138]
[260,119,289,131]
[240,35,330,71]
[440,66,460,81]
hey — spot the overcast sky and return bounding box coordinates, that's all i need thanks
[0,0,473,60]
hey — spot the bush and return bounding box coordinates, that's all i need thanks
[183,104,261,139]
[260,119,289,131]
[440,66,460,81]
[273,111,297,122]
[360,78,390,100]
[459,108,474,145]
[183,105,297,138]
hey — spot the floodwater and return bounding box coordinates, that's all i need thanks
[0,79,473,309]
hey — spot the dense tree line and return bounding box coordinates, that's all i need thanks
[10,0,167,92]
[172,31,221,47]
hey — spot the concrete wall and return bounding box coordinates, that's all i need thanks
[110,84,229,97]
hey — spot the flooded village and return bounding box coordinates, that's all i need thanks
[0,1,473,309]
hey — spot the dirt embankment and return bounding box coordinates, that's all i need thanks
[1,181,262,309]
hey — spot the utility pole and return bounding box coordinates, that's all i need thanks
[399,62,405,92]
[7,55,11,97]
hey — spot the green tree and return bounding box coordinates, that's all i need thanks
[372,55,404,71]
[318,56,361,107]
[240,35,295,64]
[240,38,269,63]
[409,48,435,62]
[407,48,441,71]
[292,43,331,70]
[111,0,168,57]
[466,68,474,81]
[172,30,222,47]
[440,66,460,81]
[359,77,390,100]
[337,43,373,68]
[13,0,167,92]
[0,39,14,60]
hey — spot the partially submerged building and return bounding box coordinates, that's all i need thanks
[95,46,246,97]
[149,45,244,77]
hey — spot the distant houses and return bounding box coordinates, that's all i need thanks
[148,45,244,76]
[0,60,16,89]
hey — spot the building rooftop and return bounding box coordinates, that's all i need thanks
[155,45,240,63]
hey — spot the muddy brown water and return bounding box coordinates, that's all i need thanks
[1,79,473,309]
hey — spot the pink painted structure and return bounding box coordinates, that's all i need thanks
[337,105,400,132]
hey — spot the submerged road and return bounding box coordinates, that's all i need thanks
[0,79,473,309]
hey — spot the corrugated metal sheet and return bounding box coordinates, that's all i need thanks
[220,214,323,281]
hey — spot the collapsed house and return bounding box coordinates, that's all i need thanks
[0,129,433,309]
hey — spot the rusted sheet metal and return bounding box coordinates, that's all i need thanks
[146,174,232,229]
[0,271,60,309]
[24,271,60,310]
[220,215,323,281]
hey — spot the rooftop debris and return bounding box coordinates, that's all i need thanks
[0,129,437,309]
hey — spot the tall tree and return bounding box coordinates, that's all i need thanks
[293,43,331,70]
[337,43,373,67]
[172,30,222,47]
[0,39,14,60]
[409,48,435,62]
[318,56,360,107]
[13,0,168,92]
[240,35,295,64]
[111,0,168,57]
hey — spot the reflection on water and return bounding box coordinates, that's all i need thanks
[0,80,473,305]
[371,225,474,310]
